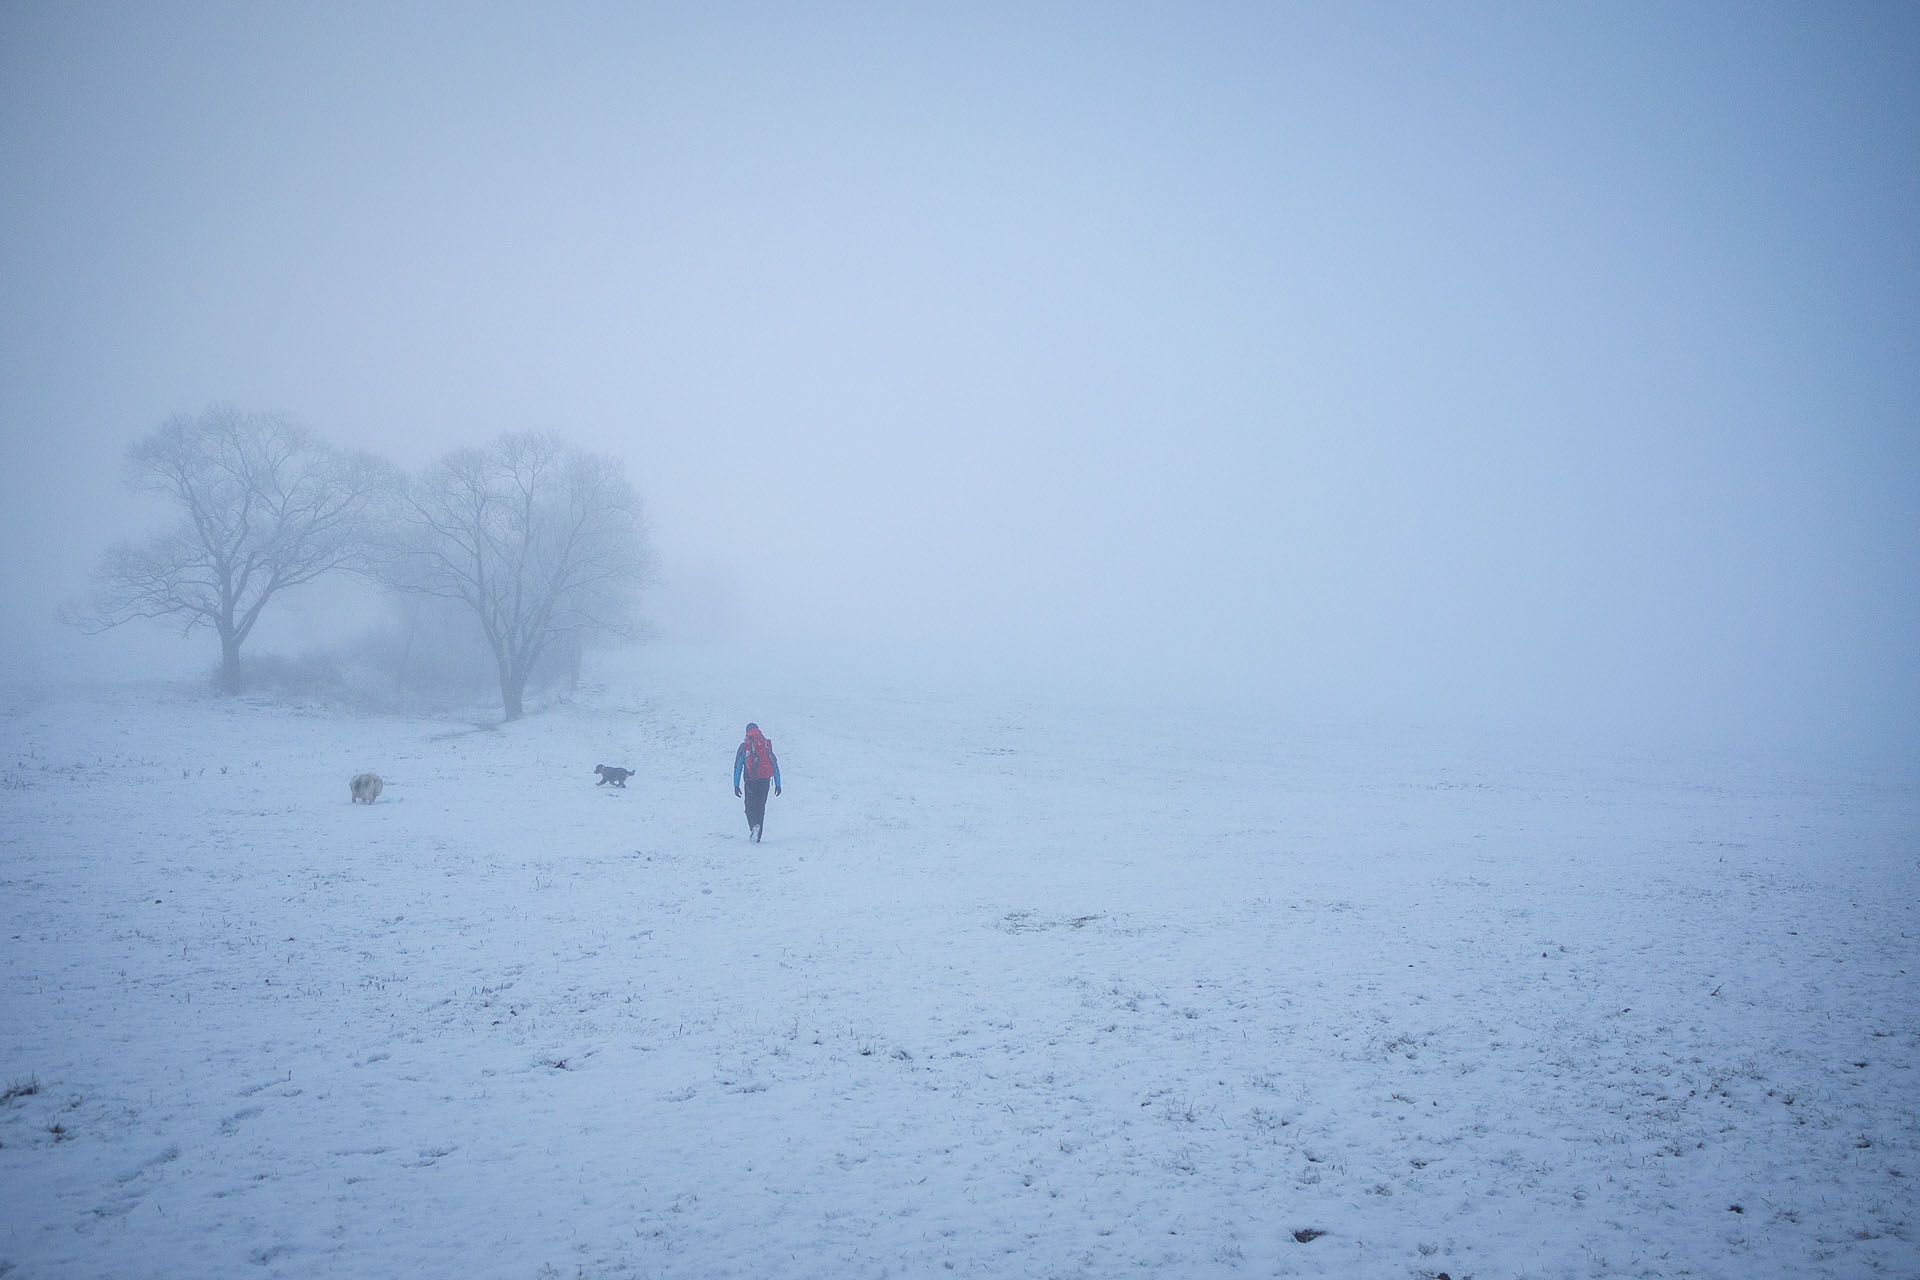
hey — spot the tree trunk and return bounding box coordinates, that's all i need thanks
[394,598,419,692]
[217,629,244,694]
[499,659,526,721]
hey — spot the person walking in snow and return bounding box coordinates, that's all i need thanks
[732,723,781,842]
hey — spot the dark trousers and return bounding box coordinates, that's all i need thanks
[743,777,771,831]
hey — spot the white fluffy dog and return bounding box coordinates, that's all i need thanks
[350,772,384,804]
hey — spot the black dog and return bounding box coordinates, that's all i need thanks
[594,765,635,788]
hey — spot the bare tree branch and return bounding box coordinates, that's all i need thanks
[62,405,390,692]
[377,431,656,720]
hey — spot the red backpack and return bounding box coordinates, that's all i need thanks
[744,732,776,781]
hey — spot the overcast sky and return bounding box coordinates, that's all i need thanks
[3,2,1916,754]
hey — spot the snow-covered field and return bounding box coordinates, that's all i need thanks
[3,651,1915,1279]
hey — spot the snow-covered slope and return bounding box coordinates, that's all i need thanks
[2,655,1914,1278]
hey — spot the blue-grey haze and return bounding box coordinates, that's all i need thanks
[3,2,1915,758]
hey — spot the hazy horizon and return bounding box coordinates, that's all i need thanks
[4,2,1916,758]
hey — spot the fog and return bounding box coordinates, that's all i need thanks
[3,3,1916,757]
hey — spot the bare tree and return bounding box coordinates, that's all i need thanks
[383,431,655,720]
[64,405,389,693]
